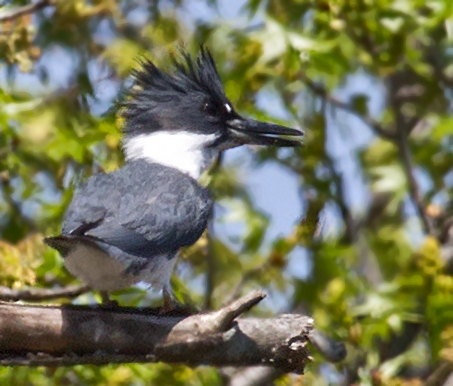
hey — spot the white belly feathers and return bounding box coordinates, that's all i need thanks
[64,242,176,292]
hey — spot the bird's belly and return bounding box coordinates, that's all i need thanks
[65,244,137,291]
[64,243,176,292]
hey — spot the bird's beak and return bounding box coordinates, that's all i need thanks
[227,118,304,147]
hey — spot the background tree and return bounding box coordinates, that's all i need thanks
[0,0,452,384]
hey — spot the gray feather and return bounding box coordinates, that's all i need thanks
[59,160,212,260]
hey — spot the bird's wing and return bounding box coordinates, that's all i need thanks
[62,172,114,235]
[61,162,212,258]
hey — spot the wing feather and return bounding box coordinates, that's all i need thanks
[61,161,212,258]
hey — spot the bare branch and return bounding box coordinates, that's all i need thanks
[162,290,266,338]
[396,130,433,235]
[227,262,270,304]
[0,352,156,367]
[212,290,266,332]
[0,0,55,22]
[0,292,313,371]
[324,148,357,244]
[425,362,453,386]
[0,284,90,302]
[204,154,223,310]
[301,75,396,140]
[0,177,37,231]
[204,220,216,310]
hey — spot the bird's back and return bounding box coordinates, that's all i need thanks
[62,160,213,257]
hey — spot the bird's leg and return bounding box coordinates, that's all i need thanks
[159,284,197,316]
[160,285,176,314]
[99,291,118,308]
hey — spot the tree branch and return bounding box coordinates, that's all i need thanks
[0,291,313,372]
[204,219,216,310]
[225,330,347,386]
[0,177,37,231]
[425,362,453,386]
[212,290,266,332]
[204,153,223,310]
[301,75,396,140]
[324,145,357,244]
[227,261,270,303]
[0,284,90,302]
[396,127,433,235]
[0,0,55,22]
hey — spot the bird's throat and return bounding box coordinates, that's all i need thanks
[123,132,219,180]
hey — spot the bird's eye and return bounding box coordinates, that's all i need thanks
[203,101,218,116]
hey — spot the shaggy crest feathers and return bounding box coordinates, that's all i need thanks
[135,46,225,100]
[121,46,231,136]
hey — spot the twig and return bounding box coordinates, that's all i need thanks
[378,322,422,362]
[166,290,267,338]
[204,220,216,310]
[425,362,453,386]
[0,178,36,231]
[0,0,55,22]
[303,73,433,237]
[396,128,433,235]
[426,44,453,88]
[227,261,270,303]
[0,292,313,371]
[0,284,90,301]
[301,75,396,140]
[439,217,453,244]
[322,105,356,244]
[212,290,266,332]
[204,154,223,310]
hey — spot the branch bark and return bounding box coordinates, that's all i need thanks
[425,362,453,386]
[0,0,55,22]
[204,153,223,310]
[0,291,313,372]
[0,284,90,302]
[396,130,433,235]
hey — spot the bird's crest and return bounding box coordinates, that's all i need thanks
[135,46,226,102]
[121,46,230,135]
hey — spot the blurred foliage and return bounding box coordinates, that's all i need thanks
[0,0,452,384]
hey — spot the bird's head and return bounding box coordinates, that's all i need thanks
[121,47,303,178]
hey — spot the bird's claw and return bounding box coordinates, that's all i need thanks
[99,291,119,309]
[159,287,197,316]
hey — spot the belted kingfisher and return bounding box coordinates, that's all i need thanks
[44,47,303,307]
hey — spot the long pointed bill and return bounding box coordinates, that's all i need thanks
[227,118,303,147]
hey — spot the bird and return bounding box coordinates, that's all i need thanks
[44,46,303,309]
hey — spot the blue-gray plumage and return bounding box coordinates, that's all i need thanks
[64,160,211,257]
[45,160,211,294]
[44,46,303,306]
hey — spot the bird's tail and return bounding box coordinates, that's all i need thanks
[43,236,78,257]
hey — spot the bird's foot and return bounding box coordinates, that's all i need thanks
[99,291,119,309]
[159,286,197,316]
